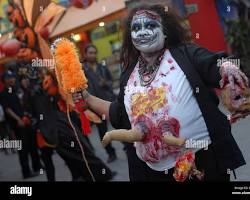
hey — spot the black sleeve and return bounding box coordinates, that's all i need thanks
[0,92,10,110]
[109,88,125,129]
[185,44,228,88]
[109,102,121,129]
[109,70,131,130]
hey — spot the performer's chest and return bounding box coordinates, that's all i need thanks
[124,51,195,125]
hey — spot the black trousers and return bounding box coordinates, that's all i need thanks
[57,149,113,181]
[0,121,9,139]
[13,125,42,177]
[26,126,42,172]
[96,120,115,156]
[0,121,11,153]
[56,121,114,181]
[126,144,230,182]
[40,147,55,181]
[56,142,113,181]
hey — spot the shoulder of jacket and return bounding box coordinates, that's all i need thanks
[170,43,200,51]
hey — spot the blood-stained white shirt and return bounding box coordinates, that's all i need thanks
[124,49,211,171]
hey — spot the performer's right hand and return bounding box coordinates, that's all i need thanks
[72,92,83,103]
[17,118,25,127]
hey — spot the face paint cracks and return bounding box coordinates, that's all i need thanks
[131,10,165,53]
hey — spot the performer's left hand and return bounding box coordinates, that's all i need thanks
[220,61,249,89]
[102,132,112,147]
[219,62,250,122]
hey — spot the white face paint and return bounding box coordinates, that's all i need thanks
[131,11,165,53]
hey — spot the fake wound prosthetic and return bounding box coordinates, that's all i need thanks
[219,61,250,123]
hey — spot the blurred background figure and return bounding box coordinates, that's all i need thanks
[0,70,42,179]
[0,102,16,155]
[18,75,43,174]
[82,44,117,163]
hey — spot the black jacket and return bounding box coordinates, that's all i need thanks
[0,87,24,128]
[109,43,246,172]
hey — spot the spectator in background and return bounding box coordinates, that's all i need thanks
[18,76,43,173]
[0,103,9,154]
[82,44,117,163]
[0,70,40,179]
[0,102,17,154]
[31,71,58,182]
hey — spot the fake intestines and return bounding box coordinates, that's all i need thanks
[102,86,185,163]
[219,61,250,123]
[102,114,185,162]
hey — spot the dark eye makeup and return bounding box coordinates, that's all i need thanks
[145,21,159,29]
[131,23,142,32]
[131,19,160,32]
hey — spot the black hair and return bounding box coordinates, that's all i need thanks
[85,44,97,53]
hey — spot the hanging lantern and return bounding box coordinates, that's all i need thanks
[1,39,21,56]
[70,0,94,9]
[39,26,50,39]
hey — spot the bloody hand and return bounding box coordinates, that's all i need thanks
[220,61,249,89]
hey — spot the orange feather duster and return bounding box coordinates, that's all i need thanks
[51,38,88,94]
[51,37,92,135]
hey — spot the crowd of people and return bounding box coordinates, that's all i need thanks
[0,44,119,181]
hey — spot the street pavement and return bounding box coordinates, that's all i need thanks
[0,123,129,181]
[0,106,249,181]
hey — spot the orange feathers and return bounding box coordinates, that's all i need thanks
[52,38,88,94]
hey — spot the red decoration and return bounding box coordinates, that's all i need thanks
[173,150,204,182]
[22,116,31,126]
[39,27,50,39]
[70,0,94,9]
[173,151,195,182]
[36,130,47,148]
[1,39,21,56]
[75,99,91,135]
[36,130,56,148]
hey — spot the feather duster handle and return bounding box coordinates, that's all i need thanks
[51,38,91,135]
